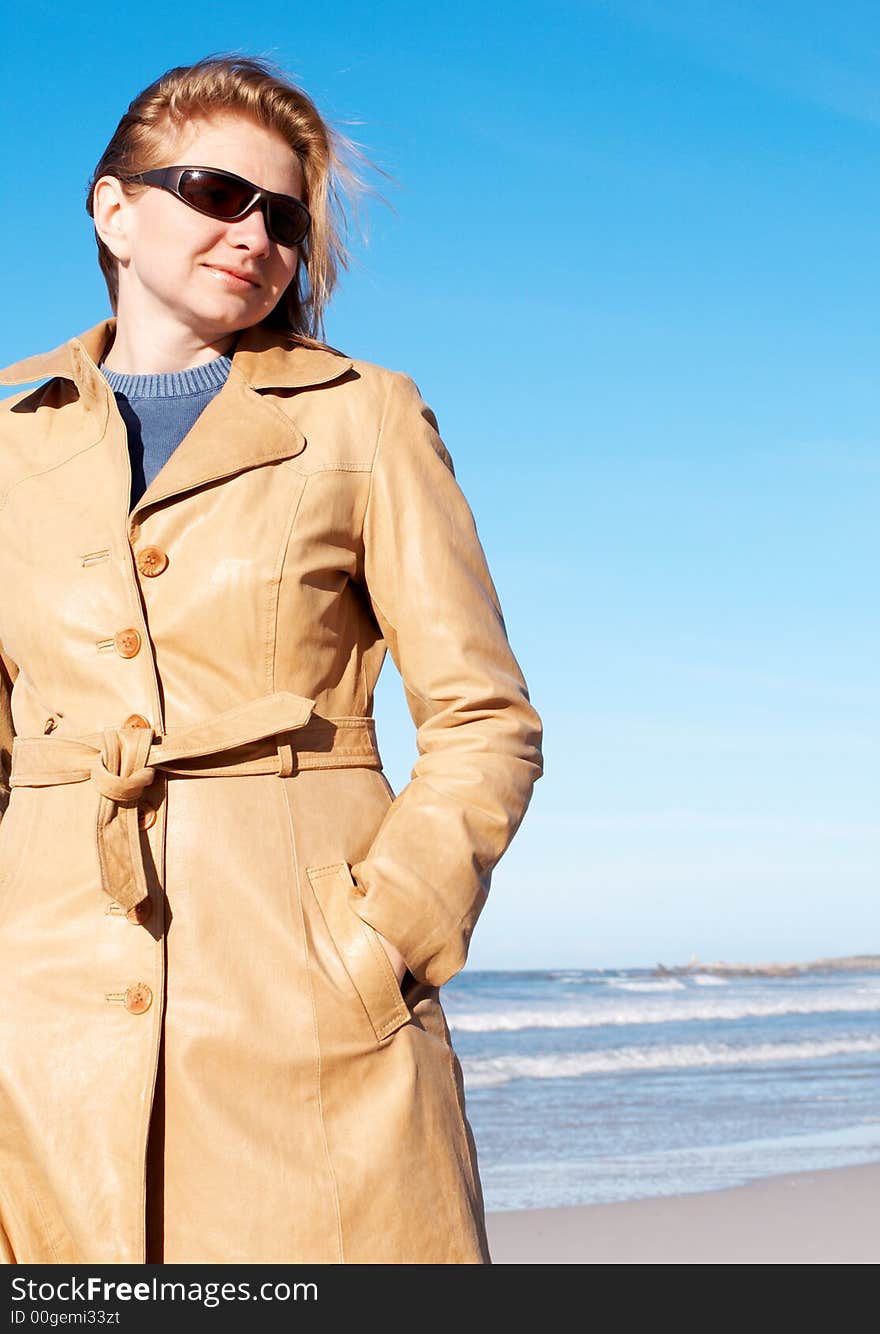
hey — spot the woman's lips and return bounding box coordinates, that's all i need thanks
[205,265,260,290]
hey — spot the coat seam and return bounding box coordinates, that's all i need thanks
[362,372,396,533]
[268,473,308,693]
[359,373,411,662]
[27,1180,62,1263]
[358,370,447,712]
[0,431,110,514]
[140,806,168,1265]
[279,780,346,1262]
[0,1195,17,1263]
[296,463,372,474]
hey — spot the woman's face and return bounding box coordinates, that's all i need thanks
[97,112,304,341]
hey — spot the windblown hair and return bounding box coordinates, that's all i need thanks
[85,53,379,342]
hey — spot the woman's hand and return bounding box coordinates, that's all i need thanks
[372,926,408,986]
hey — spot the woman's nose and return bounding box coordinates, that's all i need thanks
[225,203,272,253]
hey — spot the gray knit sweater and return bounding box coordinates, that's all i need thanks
[99,353,232,510]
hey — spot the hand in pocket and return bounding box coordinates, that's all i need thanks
[372,925,408,985]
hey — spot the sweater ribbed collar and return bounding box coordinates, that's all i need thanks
[98,353,232,399]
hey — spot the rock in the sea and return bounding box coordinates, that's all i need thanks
[652,954,880,978]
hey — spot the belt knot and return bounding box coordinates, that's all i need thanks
[90,755,157,802]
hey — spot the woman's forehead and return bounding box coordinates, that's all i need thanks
[159,110,273,152]
[152,112,304,186]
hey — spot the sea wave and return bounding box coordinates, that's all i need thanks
[462,1036,880,1088]
[446,991,880,1033]
[603,978,687,992]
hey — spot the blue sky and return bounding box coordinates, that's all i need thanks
[2,3,877,968]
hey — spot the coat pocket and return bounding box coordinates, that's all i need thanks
[305,861,411,1043]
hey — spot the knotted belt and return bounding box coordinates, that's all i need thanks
[8,692,381,914]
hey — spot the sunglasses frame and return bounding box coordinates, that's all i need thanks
[124,164,312,248]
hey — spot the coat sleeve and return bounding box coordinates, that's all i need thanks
[349,370,544,988]
[0,639,17,821]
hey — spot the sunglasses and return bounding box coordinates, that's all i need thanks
[125,165,312,248]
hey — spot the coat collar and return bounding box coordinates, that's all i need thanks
[0,316,354,393]
[0,317,355,528]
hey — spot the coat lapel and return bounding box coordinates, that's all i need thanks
[127,364,304,523]
[0,317,355,520]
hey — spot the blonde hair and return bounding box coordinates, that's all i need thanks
[85,53,381,343]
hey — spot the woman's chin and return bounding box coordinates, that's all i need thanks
[185,300,269,339]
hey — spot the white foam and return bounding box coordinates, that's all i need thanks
[462,1036,880,1088]
[446,990,880,1033]
[604,978,687,992]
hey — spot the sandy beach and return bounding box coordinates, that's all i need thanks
[485,1160,880,1263]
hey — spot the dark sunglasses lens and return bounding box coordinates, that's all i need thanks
[178,171,253,219]
[177,170,309,245]
[268,200,310,246]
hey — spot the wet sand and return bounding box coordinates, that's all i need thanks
[485,1160,880,1263]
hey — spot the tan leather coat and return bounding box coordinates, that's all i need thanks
[0,317,543,1265]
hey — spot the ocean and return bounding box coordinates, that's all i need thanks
[441,964,880,1211]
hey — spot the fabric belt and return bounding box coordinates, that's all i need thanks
[8,691,381,914]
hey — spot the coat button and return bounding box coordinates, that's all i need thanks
[138,801,157,830]
[114,628,142,658]
[126,898,153,924]
[124,982,153,1014]
[122,713,152,730]
[136,546,168,577]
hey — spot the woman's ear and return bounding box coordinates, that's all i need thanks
[92,176,134,263]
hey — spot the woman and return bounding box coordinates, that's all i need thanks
[0,54,543,1265]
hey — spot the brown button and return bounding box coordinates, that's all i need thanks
[137,801,157,831]
[122,713,152,731]
[126,898,153,925]
[114,628,142,658]
[124,982,153,1014]
[136,546,168,577]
